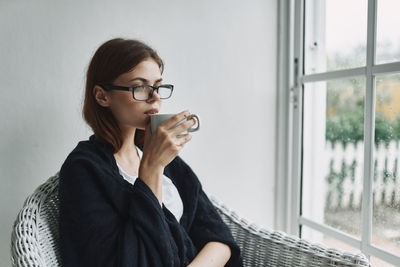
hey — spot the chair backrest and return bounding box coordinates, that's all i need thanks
[11,172,61,267]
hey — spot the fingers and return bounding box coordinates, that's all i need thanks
[160,110,190,130]
[175,133,193,148]
[152,109,194,150]
[170,117,197,136]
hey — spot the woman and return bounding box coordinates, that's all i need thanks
[58,38,243,267]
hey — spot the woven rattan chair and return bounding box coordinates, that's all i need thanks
[11,172,371,266]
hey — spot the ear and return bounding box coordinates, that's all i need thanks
[93,85,111,107]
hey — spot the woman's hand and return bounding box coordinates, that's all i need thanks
[138,110,196,204]
[186,242,231,267]
[141,110,195,169]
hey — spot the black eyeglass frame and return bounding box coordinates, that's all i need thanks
[99,84,174,101]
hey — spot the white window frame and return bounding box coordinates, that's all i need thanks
[275,0,400,265]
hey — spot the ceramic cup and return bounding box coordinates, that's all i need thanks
[150,113,200,138]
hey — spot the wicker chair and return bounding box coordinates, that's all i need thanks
[11,172,371,267]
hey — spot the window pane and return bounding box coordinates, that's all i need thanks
[304,0,367,74]
[376,0,400,64]
[373,72,400,256]
[301,225,361,254]
[370,256,397,267]
[302,77,365,239]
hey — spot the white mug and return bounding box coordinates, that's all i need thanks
[150,113,200,138]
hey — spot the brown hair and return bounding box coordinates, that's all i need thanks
[82,38,164,153]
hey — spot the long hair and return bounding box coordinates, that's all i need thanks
[82,38,164,153]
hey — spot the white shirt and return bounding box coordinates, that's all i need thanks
[116,146,184,222]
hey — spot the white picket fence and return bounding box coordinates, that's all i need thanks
[325,140,400,210]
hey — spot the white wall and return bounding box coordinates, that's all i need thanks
[0,0,278,265]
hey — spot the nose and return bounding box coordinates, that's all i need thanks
[147,88,162,102]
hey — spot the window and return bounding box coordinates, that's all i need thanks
[277,0,400,266]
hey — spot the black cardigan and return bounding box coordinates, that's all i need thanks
[58,134,244,267]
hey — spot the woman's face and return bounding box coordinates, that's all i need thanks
[95,58,163,130]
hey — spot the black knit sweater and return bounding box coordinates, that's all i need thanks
[58,134,243,267]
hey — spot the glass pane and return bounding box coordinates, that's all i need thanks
[373,72,400,256]
[302,77,365,239]
[304,0,367,74]
[376,0,400,64]
[301,225,361,254]
[371,256,397,267]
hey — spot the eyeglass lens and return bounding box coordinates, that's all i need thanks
[134,85,172,100]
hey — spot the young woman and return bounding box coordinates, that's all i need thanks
[58,38,243,267]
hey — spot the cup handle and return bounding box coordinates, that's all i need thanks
[186,114,200,132]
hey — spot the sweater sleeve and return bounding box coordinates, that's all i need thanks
[179,159,244,267]
[59,159,179,267]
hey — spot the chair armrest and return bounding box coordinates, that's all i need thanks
[209,195,370,267]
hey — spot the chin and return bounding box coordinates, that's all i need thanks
[137,121,147,130]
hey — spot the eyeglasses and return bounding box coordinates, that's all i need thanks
[99,84,174,101]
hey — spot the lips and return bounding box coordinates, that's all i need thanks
[144,108,159,115]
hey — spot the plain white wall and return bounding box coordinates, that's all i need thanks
[0,0,277,265]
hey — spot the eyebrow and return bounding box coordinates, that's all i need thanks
[129,77,163,83]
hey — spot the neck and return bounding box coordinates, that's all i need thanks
[114,127,139,164]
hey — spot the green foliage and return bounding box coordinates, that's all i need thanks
[326,110,363,146]
[375,112,393,146]
[326,111,400,146]
[393,115,400,140]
